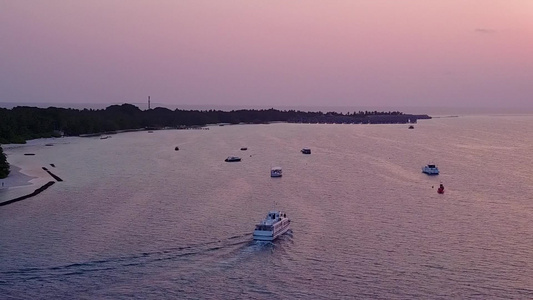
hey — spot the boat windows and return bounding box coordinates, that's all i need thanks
[255,225,272,231]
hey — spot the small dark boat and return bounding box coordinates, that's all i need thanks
[301,148,311,154]
[240,147,248,151]
[24,153,35,156]
[225,156,241,162]
[175,146,179,151]
[45,143,53,146]
[408,125,414,129]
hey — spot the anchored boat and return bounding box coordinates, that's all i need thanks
[270,167,282,177]
[225,156,241,162]
[301,148,311,154]
[422,164,439,175]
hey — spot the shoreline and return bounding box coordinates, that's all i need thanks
[0,138,67,203]
[0,181,56,207]
[0,165,36,189]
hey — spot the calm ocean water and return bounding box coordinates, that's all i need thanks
[1,115,533,299]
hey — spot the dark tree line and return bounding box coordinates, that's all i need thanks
[0,104,430,144]
[0,146,8,178]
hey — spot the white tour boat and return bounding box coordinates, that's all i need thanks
[270,167,282,177]
[422,164,439,175]
[253,211,291,241]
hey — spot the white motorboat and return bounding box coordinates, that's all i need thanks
[253,211,291,241]
[271,167,282,177]
[422,164,439,175]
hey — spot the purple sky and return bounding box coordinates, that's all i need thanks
[1,1,532,110]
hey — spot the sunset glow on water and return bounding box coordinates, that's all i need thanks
[1,116,533,298]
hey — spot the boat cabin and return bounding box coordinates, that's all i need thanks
[255,224,273,231]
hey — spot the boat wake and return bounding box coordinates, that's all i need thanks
[1,233,252,280]
[1,230,294,288]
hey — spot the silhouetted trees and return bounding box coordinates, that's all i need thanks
[0,145,9,179]
[0,104,430,144]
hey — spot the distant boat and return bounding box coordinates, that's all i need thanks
[240,147,248,151]
[225,156,241,162]
[175,146,179,151]
[408,125,414,129]
[253,211,291,241]
[301,148,311,154]
[100,135,110,139]
[45,143,53,146]
[422,164,439,175]
[271,167,282,177]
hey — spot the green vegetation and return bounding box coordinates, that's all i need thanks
[0,145,9,179]
[0,104,430,144]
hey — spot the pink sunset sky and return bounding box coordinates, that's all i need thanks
[1,1,532,110]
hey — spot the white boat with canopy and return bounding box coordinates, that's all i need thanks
[253,211,291,241]
[422,164,439,175]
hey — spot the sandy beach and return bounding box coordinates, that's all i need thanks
[0,165,36,189]
[0,137,68,201]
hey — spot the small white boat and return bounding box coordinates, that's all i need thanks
[225,156,241,162]
[301,148,311,154]
[422,164,439,175]
[253,211,291,241]
[271,167,282,177]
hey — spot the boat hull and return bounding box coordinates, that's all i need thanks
[253,225,290,241]
[423,171,439,175]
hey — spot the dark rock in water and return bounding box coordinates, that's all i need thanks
[175,147,179,151]
[42,167,63,181]
[0,181,56,207]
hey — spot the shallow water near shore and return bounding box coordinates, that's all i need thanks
[1,115,533,299]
